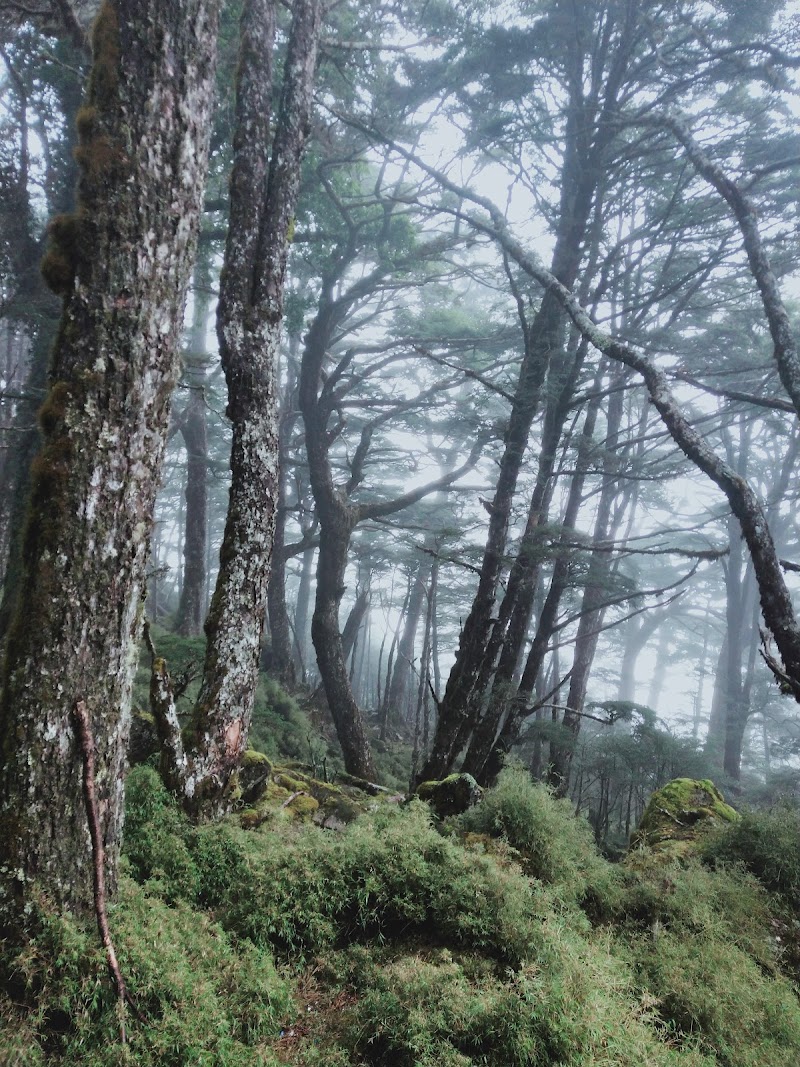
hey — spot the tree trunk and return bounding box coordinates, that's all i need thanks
[548,370,626,796]
[292,540,315,677]
[0,0,219,927]
[266,340,301,681]
[387,559,428,717]
[475,377,605,785]
[153,0,322,815]
[175,253,212,637]
[460,335,588,777]
[311,503,376,777]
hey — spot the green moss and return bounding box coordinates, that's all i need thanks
[631,778,739,853]
[89,2,120,101]
[286,793,319,820]
[416,773,483,818]
[0,876,293,1066]
[37,379,73,436]
[40,215,83,296]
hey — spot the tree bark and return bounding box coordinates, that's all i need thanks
[0,0,219,926]
[387,558,428,718]
[153,0,322,815]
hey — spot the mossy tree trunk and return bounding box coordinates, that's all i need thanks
[151,0,323,816]
[0,0,219,928]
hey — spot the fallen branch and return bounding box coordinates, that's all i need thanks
[73,700,138,1043]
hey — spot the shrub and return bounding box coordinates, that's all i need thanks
[0,879,292,1067]
[613,858,800,1065]
[189,801,549,967]
[454,764,621,909]
[124,764,199,902]
[287,942,716,1067]
[702,804,800,915]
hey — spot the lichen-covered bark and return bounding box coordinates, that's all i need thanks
[0,0,219,926]
[151,0,322,815]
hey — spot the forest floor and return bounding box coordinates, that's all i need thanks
[2,675,800,1066]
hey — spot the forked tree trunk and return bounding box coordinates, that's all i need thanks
[152,0,322,815]
[0,0,219,927]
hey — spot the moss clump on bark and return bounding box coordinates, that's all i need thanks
[88,2,120,101]
[40,215,84,296]
[631,778,739,856]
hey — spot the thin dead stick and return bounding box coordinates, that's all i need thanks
[281,790,307,808]
[73,699,134,1043]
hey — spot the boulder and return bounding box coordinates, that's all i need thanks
[630,777,739,857]
[238,749,273,804]
[416,773,483,819]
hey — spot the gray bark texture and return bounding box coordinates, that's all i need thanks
[0,0,219,927]
[151,0,322,816]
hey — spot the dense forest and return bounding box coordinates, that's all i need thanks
[2,0,800,1063]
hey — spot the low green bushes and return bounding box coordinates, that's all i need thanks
[702,803,800,915]
[453,763,621,909]
[0,880,292,1067]
[6,763,800,1067]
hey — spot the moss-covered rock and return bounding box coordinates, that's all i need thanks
[416,773,483,819]
[237,765,372,830]
[630,778,739,857]
[238,749,273,804]
[286,792,320,820]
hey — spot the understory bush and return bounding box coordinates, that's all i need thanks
[6,764,800,1067]
[453,763,622,909]
[701,803,800,916]
[0,879,292,1067]
[613,855,800,1066]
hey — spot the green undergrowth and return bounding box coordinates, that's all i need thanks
[701,802,800,916]
[3,764,800,1066]
[131,627,413,788]
[0,879,291,1066]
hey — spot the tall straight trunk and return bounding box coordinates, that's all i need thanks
[548,370,626,795]
[420,169,602,781]
[310,503,375,776]
[460,335,588,777]
[175,251,212,636]
[0,0,219,926]
[293,540,315,677]
[267,339,301,680]
[419,5,633,783]
[342,582,371,665]
[410,567,435,787]
[387,559,428,717]
[175,377,208,636]
[617,612,666,704]
[478,381,605,785]
[148,0,321,814]
[705,635,728,771]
